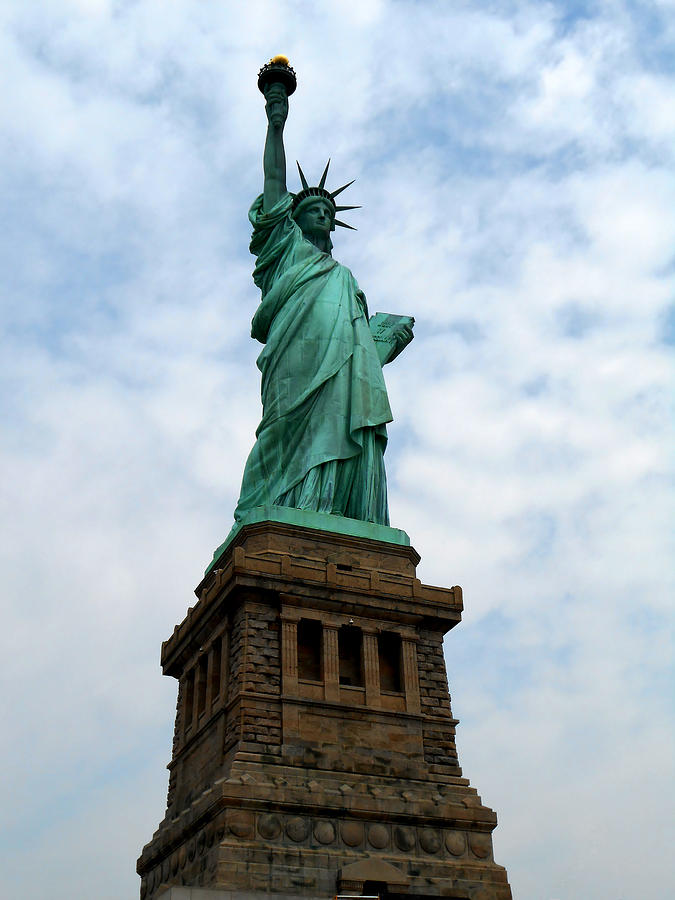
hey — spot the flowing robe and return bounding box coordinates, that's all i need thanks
[233,192,392,525]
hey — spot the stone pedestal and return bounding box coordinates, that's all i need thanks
[137,519,512,900]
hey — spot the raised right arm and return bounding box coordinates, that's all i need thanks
[262,83,288,211]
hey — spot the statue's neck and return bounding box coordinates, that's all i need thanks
[304,233,332,255]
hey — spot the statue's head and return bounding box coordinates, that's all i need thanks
[291,161,359,243]
[293,196,335,242]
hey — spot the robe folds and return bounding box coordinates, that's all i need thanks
[233,192,393,525]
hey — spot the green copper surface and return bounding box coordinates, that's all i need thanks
[233,191,393,525]
[222,62,414,558]
[206,505,410,576]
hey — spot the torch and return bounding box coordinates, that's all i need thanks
[257,54,297,97]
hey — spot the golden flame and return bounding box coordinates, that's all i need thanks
[270,54,290,65]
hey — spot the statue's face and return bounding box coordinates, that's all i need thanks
[294,199,334,239]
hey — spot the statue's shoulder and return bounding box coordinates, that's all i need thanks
[249,193,302,263]
[249,191,294,227]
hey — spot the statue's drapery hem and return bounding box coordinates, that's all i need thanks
[276,427,388,524]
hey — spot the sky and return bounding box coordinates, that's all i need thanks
[1,1,673,898]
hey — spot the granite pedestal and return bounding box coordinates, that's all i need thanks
[138,517,511,900]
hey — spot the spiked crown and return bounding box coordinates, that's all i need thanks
[292,160,360,230]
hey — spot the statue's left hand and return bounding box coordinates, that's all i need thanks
[392,322,414,352]
[265,83,289,130]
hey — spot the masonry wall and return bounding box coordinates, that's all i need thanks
[418,627,460,772]
[138,523,511,900]
[237,599,282,758]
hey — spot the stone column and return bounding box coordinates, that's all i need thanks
[323,624,339,702]
[204,647,215,711]
[402,638,421,714]
[221,629,230,704]
[195,654,208,728]
[281,619,298,696]
[190,664,200,733]
[182,669,195,741]
[363,629,380,707]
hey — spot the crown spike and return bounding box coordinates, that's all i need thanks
[330,179,355,199]
[318,159,331,190]
[335,205,361,212]
[335,219,357,230]
[296,161,309,190]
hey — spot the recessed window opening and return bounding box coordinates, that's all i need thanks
[378,631,402,692]
[297,618,322,681]
[339,625,363,686]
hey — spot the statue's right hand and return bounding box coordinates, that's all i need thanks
[265,83,288,130]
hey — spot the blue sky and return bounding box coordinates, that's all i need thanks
[1,1,673,898]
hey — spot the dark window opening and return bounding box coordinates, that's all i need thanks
[184,670,195,733]
[363,881,388,899]
[210,636,222,702]
[297,618,322,681]
[378,631,402,692]
[339,625,363,686]
[197,654,208,716]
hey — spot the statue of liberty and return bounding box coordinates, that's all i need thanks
[233,57,413,529]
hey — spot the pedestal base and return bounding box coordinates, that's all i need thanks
[205,505,411,577]
[139,519,511,900]
[156,892,326,900]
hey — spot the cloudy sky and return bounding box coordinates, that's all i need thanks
[1,1,673,898]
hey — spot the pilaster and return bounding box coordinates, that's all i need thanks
[363,628,380,706]
[323,624,339,702]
